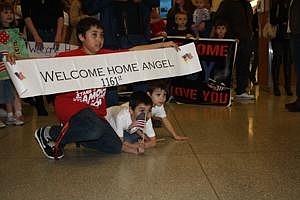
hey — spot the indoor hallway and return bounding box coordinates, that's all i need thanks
[1,87,300,200]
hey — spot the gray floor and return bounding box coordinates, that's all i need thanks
[1,87,300,200]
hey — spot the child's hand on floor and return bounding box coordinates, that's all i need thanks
[173,134,189,141]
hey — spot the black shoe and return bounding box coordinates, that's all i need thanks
[34,127,64,159]
[37,108,48,116]
[285,101,300,112]
[274,87,281,96]
[285,87,293,96]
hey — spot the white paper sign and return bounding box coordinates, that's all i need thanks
[6,43,201,98]
[26,41,78,57]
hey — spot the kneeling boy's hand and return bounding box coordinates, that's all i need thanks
[174,135,189,141]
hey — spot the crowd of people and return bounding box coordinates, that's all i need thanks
[0,0,300,159]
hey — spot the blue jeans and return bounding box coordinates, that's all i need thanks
[49,108,122,154]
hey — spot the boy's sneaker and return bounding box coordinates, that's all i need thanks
[235,92,255,100]
[5,117,24,126]
[34,127,64,160]
[14,118,24,126]
[0,120,6,128]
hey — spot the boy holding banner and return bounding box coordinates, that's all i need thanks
[8,17,177,159]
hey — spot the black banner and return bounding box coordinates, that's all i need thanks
[151,36,237,106]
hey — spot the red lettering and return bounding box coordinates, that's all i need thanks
[203,90,210,101]
[190,89,197,100]
[172,87,198,100]
[197,44,229,57]
[207,45,219,56]
[211,92,219,103]
[183,88,190,98]
[203,90,229,104]
[220,45,229,57]
[219,93,229,104]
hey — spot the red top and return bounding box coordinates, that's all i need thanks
[150,20,166,37]
[54,48,126,123]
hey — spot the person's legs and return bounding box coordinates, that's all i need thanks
[271,40,281,96]
[79,119,122,154]
[235,40,252,96]
[35,96,48,116]
[286,34,300,111]
[51,108,122,153]
[290,35,300,98]
[35,108,122,159]
[3,80,23,125]
[283,39,293,96]
[250,37,259,84]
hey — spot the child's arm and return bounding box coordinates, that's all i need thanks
[144,136,156,148]
[129,41,178,51]
[5,53,29,65]
[161,117,188,140]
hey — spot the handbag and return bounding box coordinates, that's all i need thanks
[262,22,277,39]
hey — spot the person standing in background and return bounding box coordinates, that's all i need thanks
[270,0,293,96]
[20,0,64,115]
[69,0,89,45]
[113,0,159,94]
[286,0,300,112]
[250,9,259,85]
[214,0,254,100]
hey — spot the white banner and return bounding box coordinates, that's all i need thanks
[5,43,201,98]
[26,41,78,57]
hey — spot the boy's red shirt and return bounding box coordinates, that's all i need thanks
[54,48,126,124]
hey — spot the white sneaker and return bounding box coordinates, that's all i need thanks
[6,117,24,126]
[235,92,255,100]
[0,120,6,128]
[14,118,25,126]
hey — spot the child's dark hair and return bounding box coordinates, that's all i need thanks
[129,91,152,110]
[214,19,228,28]
[175,11,188,20]
[76,17,104,43]
[0,1,16,28]
[147,80,169,94]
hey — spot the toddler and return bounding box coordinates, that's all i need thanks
[212,19,228,39]
[191,0,210,38]
[147,81,188,140]
[150,8,167,38]
[167,11,193,38]
[0,2,24,126]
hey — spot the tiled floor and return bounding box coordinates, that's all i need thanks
[1,87,300,200]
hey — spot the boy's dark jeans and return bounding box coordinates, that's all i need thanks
[49,108,122,154]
